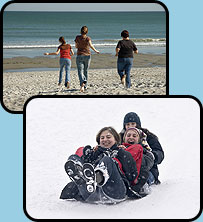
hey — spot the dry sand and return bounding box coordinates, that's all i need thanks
[3,67,166,112]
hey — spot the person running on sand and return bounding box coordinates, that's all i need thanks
[115,30,138,88]
[44,36,74,88]
[75,26,100,92]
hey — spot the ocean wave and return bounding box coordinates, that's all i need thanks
[4,38,166,49]
[3,45,59,49]
[101,38,166,42]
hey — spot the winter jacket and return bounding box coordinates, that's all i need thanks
[121,143,143,184]
[147,133,164,181]
[75,144,138,183]
[122,142,154,190]
[120,130,164,182]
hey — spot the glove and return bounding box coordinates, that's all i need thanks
[82,145,94,163]
[105,144,120,158]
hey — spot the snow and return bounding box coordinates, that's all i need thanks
[25,97,200,219]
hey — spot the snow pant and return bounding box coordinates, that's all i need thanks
[68,154,127,203]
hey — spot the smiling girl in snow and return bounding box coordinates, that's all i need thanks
[121,127,155,197]
[60,125,156,204]
[120,112,164,186]
[60,126,145,204]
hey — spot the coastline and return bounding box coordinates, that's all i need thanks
[3,53,166,71]
[3,67,166,112]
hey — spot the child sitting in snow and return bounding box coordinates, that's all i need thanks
[120,112,164,185]
[120,127,155,197]
[60,126,140,204]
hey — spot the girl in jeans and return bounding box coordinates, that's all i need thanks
[75,26,100,92]
[44,36,74,88]
[116,30,138,88]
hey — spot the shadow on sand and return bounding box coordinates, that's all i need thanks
[38,88,78,95]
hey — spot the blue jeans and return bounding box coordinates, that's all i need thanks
[59,58,71,84]
[117,57,133,88]
[147,171,155,186]
[76,55,91,87]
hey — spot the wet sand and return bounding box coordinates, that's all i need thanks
[3,53,166,71]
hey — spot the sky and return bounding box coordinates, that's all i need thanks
[4,3,165,12]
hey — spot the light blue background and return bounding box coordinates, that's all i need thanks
[0,1,202,221]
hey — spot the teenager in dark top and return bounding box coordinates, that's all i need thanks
[44,36,74,88]
[116,30,138,88]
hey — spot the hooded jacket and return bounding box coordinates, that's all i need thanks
[120,112,164,182]
[75,144,139,183]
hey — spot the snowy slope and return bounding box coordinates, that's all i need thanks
[25,97,200,219]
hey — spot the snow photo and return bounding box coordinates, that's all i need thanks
[25,97,200,219]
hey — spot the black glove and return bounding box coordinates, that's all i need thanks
[82,145,94,163]
[87,146,109,166]
[96,145,118,158]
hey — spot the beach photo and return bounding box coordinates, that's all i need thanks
[2,3,167,112]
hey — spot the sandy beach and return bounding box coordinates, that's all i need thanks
[3,65,166,112]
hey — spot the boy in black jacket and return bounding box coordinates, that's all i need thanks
[120,112,164,185]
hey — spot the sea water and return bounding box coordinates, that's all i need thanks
[3,11,166,58]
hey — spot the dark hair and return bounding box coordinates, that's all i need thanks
[96,127,121,145]
[81,26,88,35]
[121,30,129,38]
[59,36,66,44]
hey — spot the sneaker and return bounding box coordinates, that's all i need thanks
[82,163,96,193]
[65,160,84,185]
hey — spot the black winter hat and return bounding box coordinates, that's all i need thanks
[123,112,141,128]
